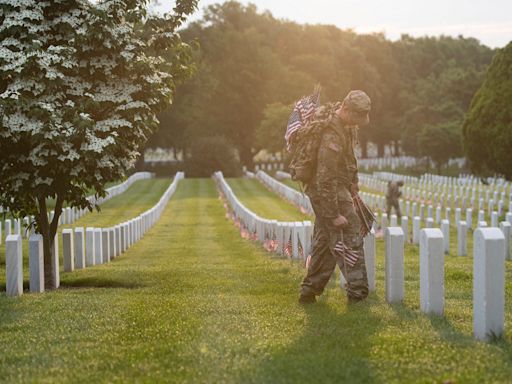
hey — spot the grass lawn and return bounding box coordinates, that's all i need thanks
[1,179,512,382]
[227,178,309,222]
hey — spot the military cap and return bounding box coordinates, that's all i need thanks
[342,90,371,113]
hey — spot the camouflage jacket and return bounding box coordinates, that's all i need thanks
[386,181,402,200]
[306,115,359,218]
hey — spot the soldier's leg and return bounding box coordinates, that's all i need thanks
[335,201,369,302]
[340,234,368,302]
[386,199,392,219]
[394,200,402,220]
[300,220,337,298]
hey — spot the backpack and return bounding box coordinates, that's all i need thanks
[288,102,341,186]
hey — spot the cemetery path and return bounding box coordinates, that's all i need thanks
[1,179,512,382]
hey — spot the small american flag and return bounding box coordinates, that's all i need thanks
[333,240,359,268]
[284,239,293,258]
[285,86,321,151]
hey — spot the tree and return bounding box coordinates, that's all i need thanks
[463,42,512,178]
[417,122,462,172]
[186,136,241,177]
[0,0,197,288]
[254,103,290,154]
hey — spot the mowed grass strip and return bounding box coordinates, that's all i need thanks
[0,178,171,288]
[226,178,309,221]
[64,177,172,229]
[1,179,512,382]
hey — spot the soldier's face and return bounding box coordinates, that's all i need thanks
[340,107,370,127]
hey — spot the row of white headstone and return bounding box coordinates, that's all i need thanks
[383,225,506,342]
[251,162,285,173]
[256,171,313,215]
[373,211,512,258]
[359,156,420,171]
[4,172,184,297]
[214,171,313,259]
[360,172,511,215]
[0,172,154,244]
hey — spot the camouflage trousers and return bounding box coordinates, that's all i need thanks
[386,198,401,220]
[300,200,369,301]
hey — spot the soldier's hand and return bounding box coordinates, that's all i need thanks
[351,183,360,195]
[332,215,348,228]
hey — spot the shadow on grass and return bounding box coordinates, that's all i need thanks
[237,294,383,383]
[60,277,145,289]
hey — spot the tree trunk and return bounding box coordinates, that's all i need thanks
[37,195,63,289]
[135,151,145,171]
[239,146,254,170]
[377,141,385,158]
[393,140,400,156]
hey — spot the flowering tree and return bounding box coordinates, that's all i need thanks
[0,0,197,288]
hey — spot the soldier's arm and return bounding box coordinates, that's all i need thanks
[315,130,340,218]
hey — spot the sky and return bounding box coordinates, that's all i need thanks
[154,0,512,48]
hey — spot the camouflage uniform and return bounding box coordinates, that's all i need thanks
[300,113,369,302]
[386,181,402,219]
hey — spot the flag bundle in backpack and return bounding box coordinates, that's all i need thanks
[285,85,321,151]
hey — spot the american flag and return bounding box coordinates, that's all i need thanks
[284,238,293,258]
[333,240,359,268]
[285,86,321,151]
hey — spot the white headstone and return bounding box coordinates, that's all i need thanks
[6,234,23,296]
[390,214,397,227]
[413,216,421,244]
[74,227,86,269]
[457,221,468,256]
[381,213,388,229]
[441,220,450,255]
[5,219,12,236]
[420,228,444,315]
[364,229,376,292]
[385,227,404,303]
[85,228,95,266]
[29,234,44,293]
[51,234,60,288]
[473,228,505,341]
[401,216,409,242]
[499,221,511,261]
[109,228,116,259]
[62,229,74,272]
[102,229,110,263]
[491,211,499,228]
[466,208,473,230]
[94,229,103,264]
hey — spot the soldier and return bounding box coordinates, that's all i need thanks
[299,90,371,305]
[386,180,404,220]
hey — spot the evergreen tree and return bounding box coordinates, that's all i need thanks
[463,42,512,178]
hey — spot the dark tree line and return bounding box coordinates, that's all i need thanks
[148,1,495,172]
